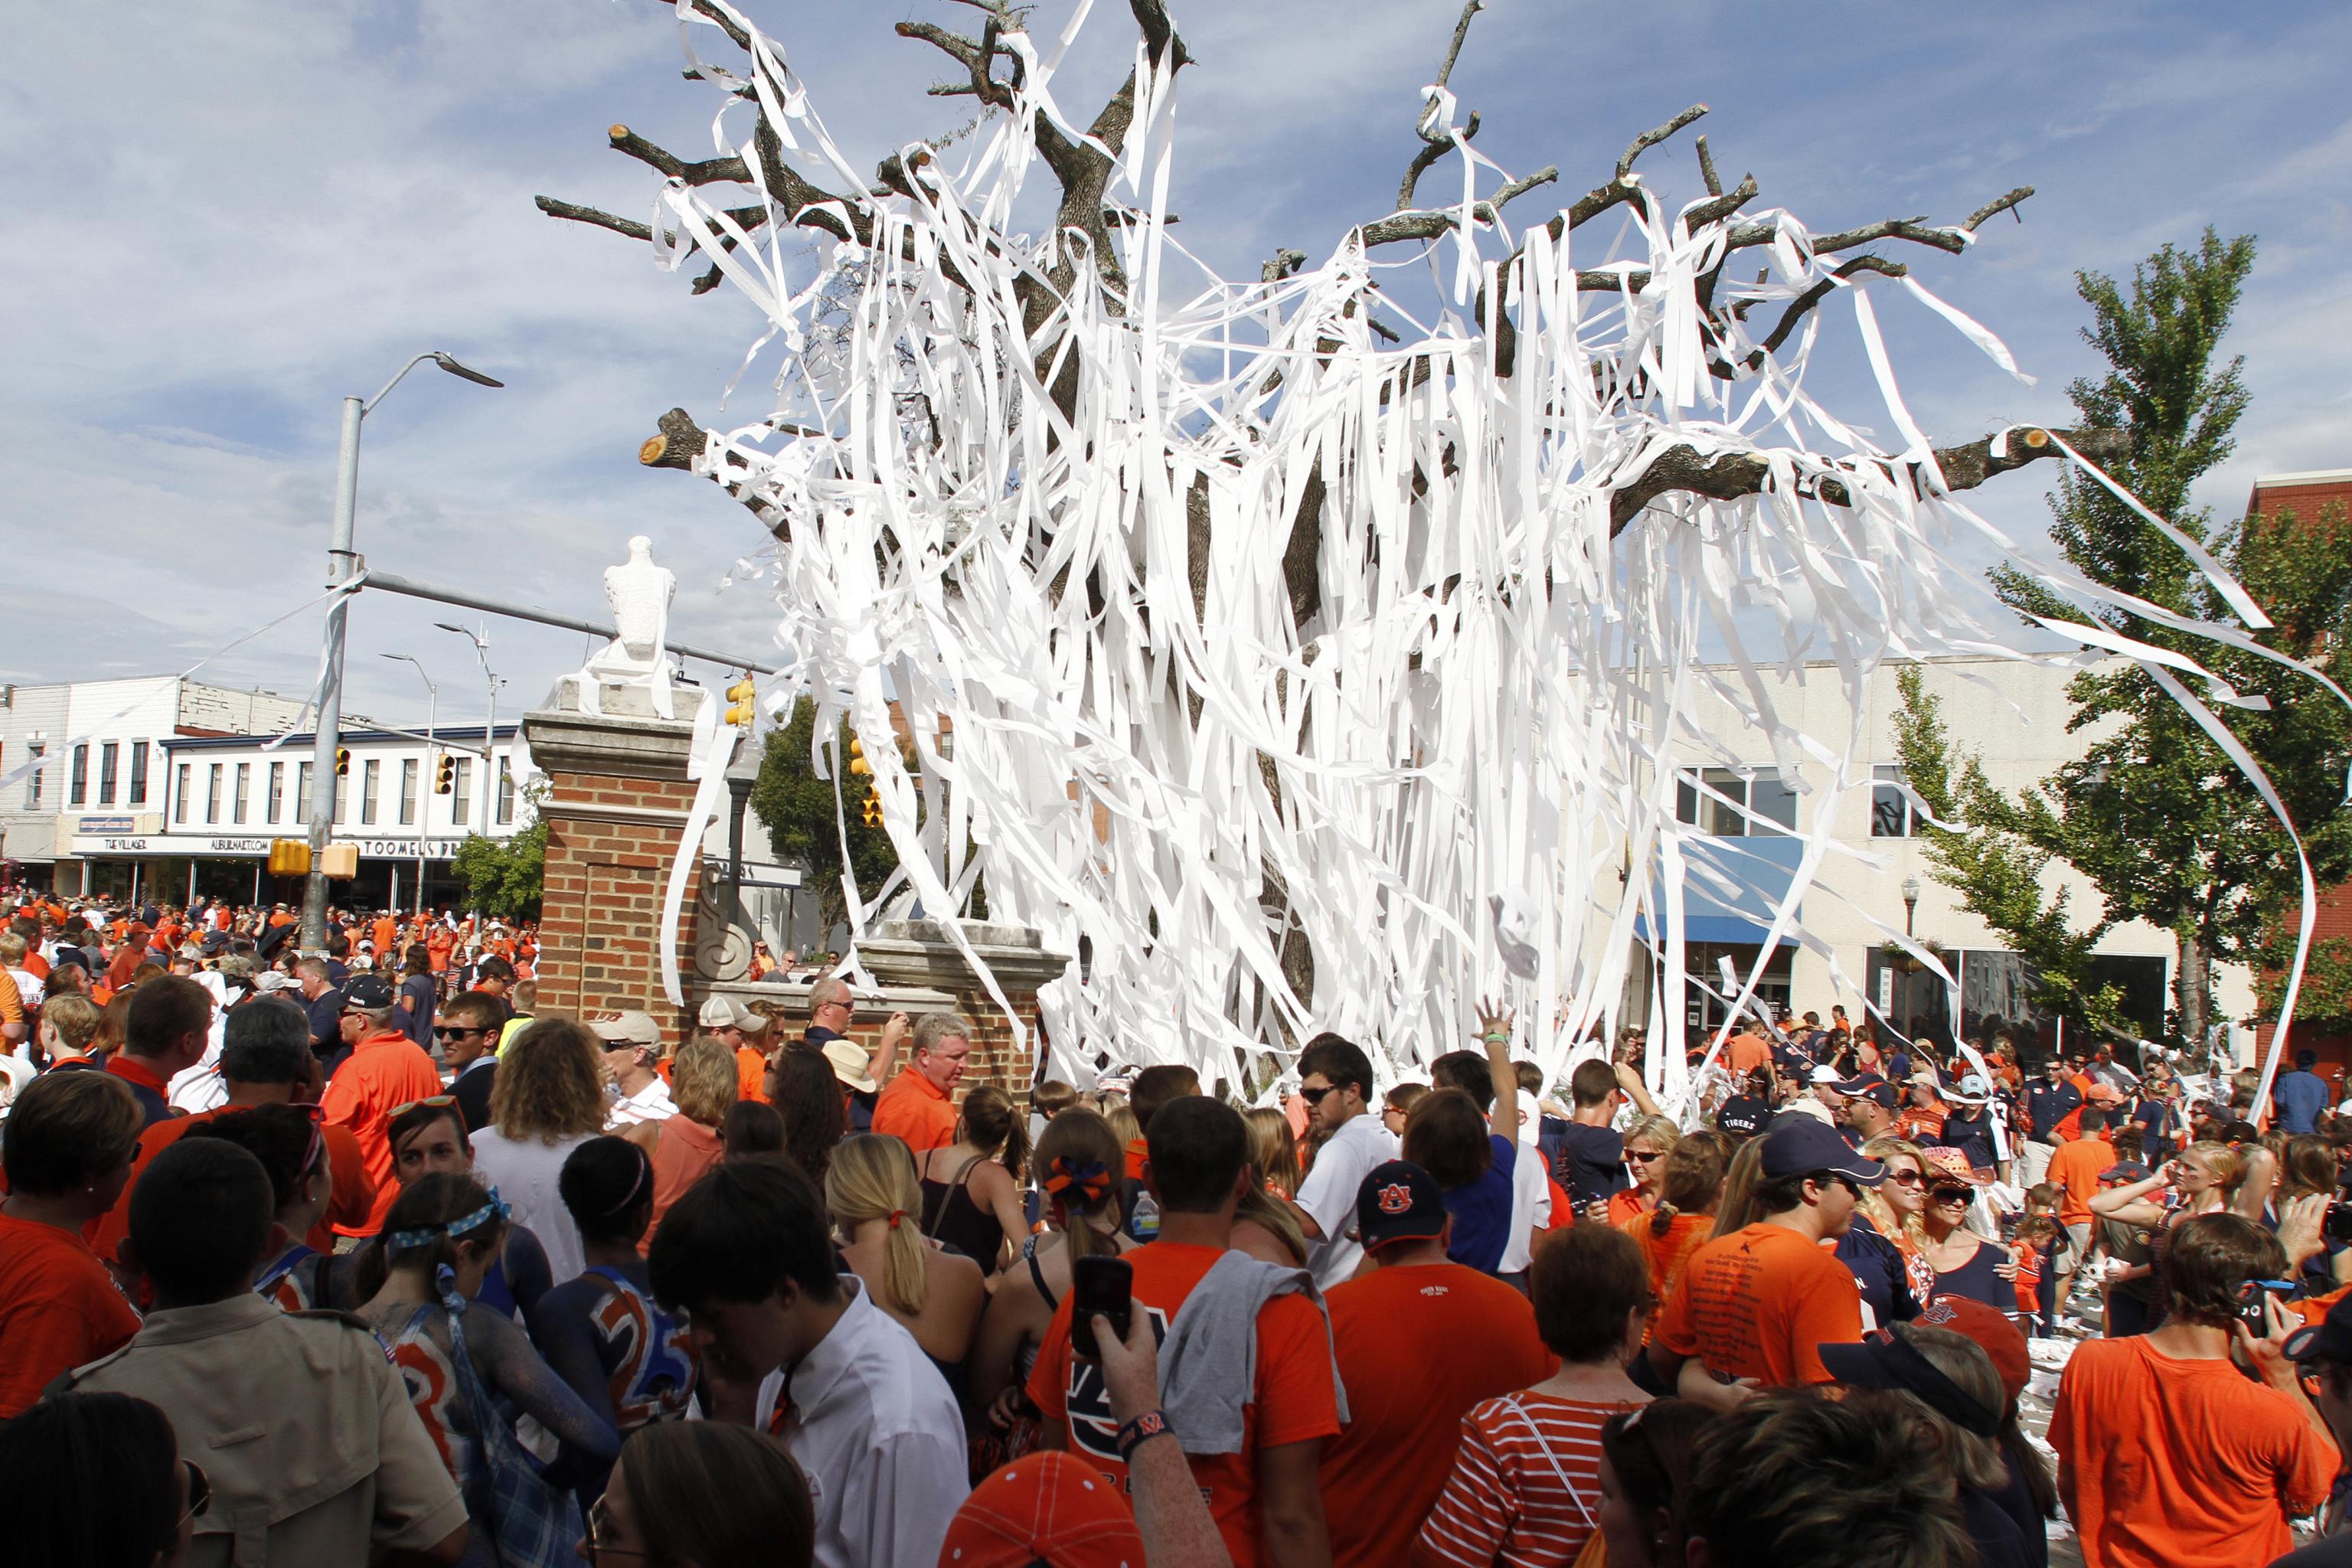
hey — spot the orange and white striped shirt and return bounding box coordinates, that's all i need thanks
[1414,1393,1637,1567]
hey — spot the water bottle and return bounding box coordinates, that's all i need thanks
[1129,1187,1160,1243]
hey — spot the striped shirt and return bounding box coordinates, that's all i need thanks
[1415,1393,1636,1567]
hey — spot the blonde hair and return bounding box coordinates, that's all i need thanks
[40,993,103,1056]
[1710,1135,1771,1237]
[1622,1114,1681,1160]
[2182,1140,2248,1195]
[1102,1102,1141,1150]
[490,1018,608,1144]
[671,1036,741,1126]
[1244,1106,1302,1199]
[826,1135,926,1315]
[1647,1129,1730,1239]
[1859,1134,1931,1255]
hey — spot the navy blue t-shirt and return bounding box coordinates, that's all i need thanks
[1442,1134,1519,1274]
[1552,1122,1627,1209]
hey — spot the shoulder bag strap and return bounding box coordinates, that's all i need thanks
[1500,1396,1597,1532]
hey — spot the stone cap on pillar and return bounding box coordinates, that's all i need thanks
[856,919,1072,995]
[522,684,710,783]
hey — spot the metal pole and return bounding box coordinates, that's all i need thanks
[417,684,435,916]
[482,674,497,835]
[302,394,363,950]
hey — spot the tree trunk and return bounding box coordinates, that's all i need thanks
[2174,929,2213,1060]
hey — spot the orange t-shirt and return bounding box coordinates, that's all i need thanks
[1625,1210,1712,1343]
[1727,1033,1771,1076]
[1029,1241,1341,1568]
[1606,1188,1651,1229]
[0,1212,141,1417]
[87,1110,374,1276]
[2047,1135,2114,1227]
[733,1044,770,1106]
[321,1031,446,1235]
[1321,1263,1553,1568]
[871,1069,958,1155]
[371,916,397,956]
[2050,1335,2337,1568]
[1895,1104,1947,1144]
[1651,1222,1862,1386]
[2052,1073,2097,1143]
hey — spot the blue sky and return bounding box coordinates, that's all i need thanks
[5,0,2347,727]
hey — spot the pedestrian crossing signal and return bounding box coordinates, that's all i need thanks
[335,746,351,776]
[861,788,884,828]
[434,753,456,794]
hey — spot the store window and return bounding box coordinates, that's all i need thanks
[98,743,119,805]
[175,762,190,823]
[234,763,251,825]
[361,759,381,825]
[452,757,472,825]
[69,744,88,807]
[1675,767,1795,838]
[399,759,418,825]
[128,741,149,805]
[497,756,515,824]
[25,743,46,808]
[296,761,313,822]
[207,764,224,825]
[266,760,283,823]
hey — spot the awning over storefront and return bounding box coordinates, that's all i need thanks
[1632,834,1805,949]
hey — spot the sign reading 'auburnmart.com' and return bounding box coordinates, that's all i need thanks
[71,836,468,861]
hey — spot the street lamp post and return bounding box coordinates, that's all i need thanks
[383,655,437,916]
[1902,874,1922,938]
[299,351,504,952]
[435,622,503,835]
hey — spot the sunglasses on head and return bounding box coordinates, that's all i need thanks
[390,1093,458,1120]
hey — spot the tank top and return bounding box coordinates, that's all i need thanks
[921,1153,1005,1266]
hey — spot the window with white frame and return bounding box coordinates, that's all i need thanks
[1871,765,1916,838]
[1674,766,1796,837]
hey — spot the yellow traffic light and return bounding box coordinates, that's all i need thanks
[848,736,871,777]
[724,675,758,727]
[433,753,456,794]
[861,787,884,827]
[335,746,351,776]
[267,838,311,876]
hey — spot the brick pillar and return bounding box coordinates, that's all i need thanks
[857,920,1073,1103]
[521,688,710,1047]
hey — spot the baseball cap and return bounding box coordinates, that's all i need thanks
[1759,1116,1886,1185]
[2098,1161,2151,1184]
[251,971,301,995]
[1808,1065,1842,1086]
[1821,1327,2001,1436]
[343,974,396,1010]
[1716,1096,1769,1139]
[822,1037,877,1095]
[698,993,759,1031]
[937,1452,1145,1568]
[2287,1293,2352,1366]
[2086,1083,2124,1106]
[1831,1073,1896,1110]
[1946,1073,1991,1105]
[1914,1295,2031,1408]
[595,1011,663,1049]
[1355,1160,1447,1253]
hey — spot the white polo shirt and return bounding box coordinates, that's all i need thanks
[1294,1108,1401,1289]
[753,1278,969,1568]
[1500,1105,1551,1273]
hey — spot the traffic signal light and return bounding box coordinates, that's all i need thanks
[335,746,351,776]
[861,787,884,827]
[848,736,871,777]
[724,675,758,727]
[433,753,456,794]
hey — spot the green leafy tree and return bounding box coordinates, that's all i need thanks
[1940,228,2352,1046]
[450,816,547,919]
[747,698,909,939]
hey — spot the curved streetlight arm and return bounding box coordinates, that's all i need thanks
[363,351,505,414]
[362,353,438,416]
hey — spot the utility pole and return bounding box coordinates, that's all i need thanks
[299,351,502,951]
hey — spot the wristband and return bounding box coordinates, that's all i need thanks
[1116,1410,1171,1461]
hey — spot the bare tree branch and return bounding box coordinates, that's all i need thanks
[606,124,751,186]
[1617,102,1709,179]
[1606,426,2128,534]
[1398,111,1478,211]
[534,195,655,244]
[1703,254,1908,378]
[1964,186,2034,231]
[1695,134,1721,198]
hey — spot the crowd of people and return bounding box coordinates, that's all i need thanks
[3,893,2350,1567]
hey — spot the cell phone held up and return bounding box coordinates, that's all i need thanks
[1070,1254,1134,1364]
[2237,1278,2300,1337]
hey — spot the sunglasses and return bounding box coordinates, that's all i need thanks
[390,1093,459,1120]
[1885,1169,1926,1188]
[1928,1186,1973,1205]
[585,1495,652,1560]
[1624,1149,1664,1165]
[1298,1085,1336,1105]
[432,1024,484,1040]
